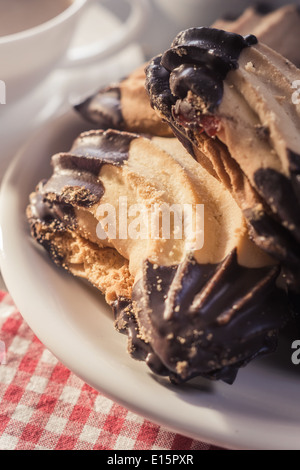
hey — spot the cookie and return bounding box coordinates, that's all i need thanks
[145,28,300,292]
[75,4,300,140]
[27,128,288,384]
[75,64,173,137]
[213,4,300,67]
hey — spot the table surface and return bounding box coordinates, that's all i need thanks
[0,288,223,451]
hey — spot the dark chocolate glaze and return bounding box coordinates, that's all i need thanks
[288,150,300,209]
[160,28,257,112]
[27,129,137,266]
[42,129,137,208]
[27,126,291,384]
[168,122,196,159]
[252,164,300,291]
[145,54,176,120]
[146,29,257,125]
[146,29,300,293]
[30,188,76,229]
[113,297,170,377]
[219,11,243,22]
[132,250,288,384]
[288,150,300,173]
[27,190,77,267]
[210,3,275,23]
[29,186,290,384]
[70,129,135,166]
[253,2,276,15]
[288,290,300,324]
[74,86,124,130]
[254,168,300,244]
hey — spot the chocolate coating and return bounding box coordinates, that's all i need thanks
[146,28,300,293]
[113,297,170,377]
[145,29,257,115]
[145,54,176,120]
[27,127,290,385]
[252,165,300,291]
[160,28,257,112]
[253,2,277,15]
[75,87,123,130]
[288,151,300,210]
[43,129,136,208]
[219,3,275,22]
[70,129,135,166]
[74,65,174,138]
[27,191,77,267]
[132,250,287,384]
[28,129,138,265]
[254,168,300,245]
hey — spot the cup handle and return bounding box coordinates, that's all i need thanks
[63,0,150,68]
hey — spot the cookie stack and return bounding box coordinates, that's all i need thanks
[27,4,300,384]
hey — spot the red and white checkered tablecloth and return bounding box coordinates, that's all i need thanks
[0,291,223,451]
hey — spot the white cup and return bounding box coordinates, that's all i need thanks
[0,0,150,103]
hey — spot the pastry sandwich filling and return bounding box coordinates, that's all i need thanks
[27,128,288,384]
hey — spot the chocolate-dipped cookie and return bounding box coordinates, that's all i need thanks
[27,128,288,384]
[75,64,173,137]
[145,28,300,292]
[213,4,300,67]
[27,191,134,305]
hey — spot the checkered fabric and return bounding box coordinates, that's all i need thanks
[0,291,222,450]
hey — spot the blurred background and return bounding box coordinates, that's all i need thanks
[107,0,299,58]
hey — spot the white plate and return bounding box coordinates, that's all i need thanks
[1,110,300,451]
